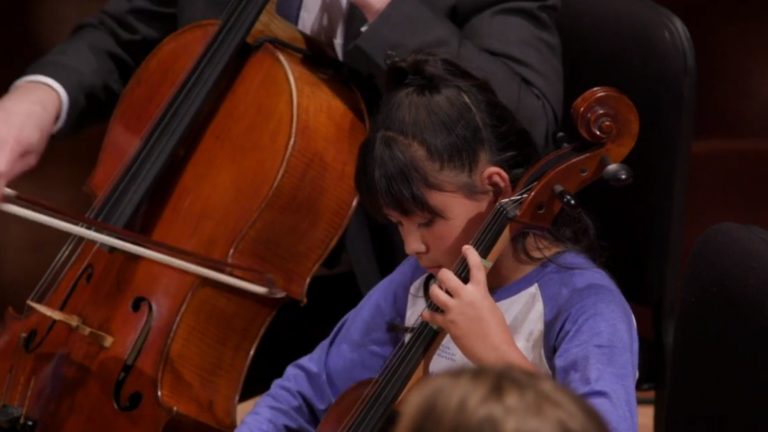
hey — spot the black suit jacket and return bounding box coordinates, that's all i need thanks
[28,0,562,150]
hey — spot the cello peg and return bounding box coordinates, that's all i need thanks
[553,184,578,209]
[602,156,633,187]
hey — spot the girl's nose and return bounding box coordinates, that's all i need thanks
[401,226,427,256]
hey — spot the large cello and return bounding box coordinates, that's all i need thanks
[0,0,366,430]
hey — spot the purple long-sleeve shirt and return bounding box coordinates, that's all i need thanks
[238,251,638,431]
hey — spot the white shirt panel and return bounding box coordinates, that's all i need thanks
[404,275,552,375]
[298,0,350,59]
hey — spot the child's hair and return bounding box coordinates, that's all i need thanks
[355,53,598,261]
[356,53,538,219]
[393,366,609,432]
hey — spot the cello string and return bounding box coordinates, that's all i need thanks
[345,203,516,430]
[344,196,523,430]
[26,235,87,305]
[357,193,530,429]
[346,188,533,430]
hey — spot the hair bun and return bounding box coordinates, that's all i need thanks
[384,52,446,92]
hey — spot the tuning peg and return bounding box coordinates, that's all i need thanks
[553,185,578,209]
[601,156,633,187]
[554,132,570,149]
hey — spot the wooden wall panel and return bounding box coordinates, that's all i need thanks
[656,0,768,264]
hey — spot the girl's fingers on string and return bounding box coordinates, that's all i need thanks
[420,309,443,328]
[462,245,486,287]
[428,282,454,310]
[435,267,464,298]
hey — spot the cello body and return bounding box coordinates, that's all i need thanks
[0,7,367,432]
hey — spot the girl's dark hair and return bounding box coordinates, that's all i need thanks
[355,53,597,261]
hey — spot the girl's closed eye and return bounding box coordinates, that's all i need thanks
[417,217,437,228]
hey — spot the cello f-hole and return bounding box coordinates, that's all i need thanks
[23,264,94,354]
[113,296,153,412]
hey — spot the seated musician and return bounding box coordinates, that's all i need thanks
[0,0,562,199]
[236,53,639,432]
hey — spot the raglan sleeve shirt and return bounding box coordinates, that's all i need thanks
[539,259,640,432]
[238,253,639,432]
[236,259,424,432]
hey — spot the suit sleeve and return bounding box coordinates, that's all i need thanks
[345,0,563,151]
[24,0,178,131]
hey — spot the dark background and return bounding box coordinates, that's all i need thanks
[1,0,766,417]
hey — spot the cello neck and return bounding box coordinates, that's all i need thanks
[335,198,523,431]
[94,0,272,227]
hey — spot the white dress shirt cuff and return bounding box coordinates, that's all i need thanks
[11,74,69,133]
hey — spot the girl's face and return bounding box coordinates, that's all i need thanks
[386,187,495,274]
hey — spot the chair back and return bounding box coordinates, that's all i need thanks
[557,0,695,426]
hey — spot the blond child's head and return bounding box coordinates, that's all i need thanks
[394,366,608,432]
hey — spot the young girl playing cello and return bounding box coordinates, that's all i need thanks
[237,54,638,432]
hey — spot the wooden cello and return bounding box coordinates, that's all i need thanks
[318,87,639,431]
[0,0,366,430]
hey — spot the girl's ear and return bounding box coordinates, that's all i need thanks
[480,166,512,198]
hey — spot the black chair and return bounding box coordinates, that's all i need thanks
[556,0,695,428]
[664,223,768,431]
